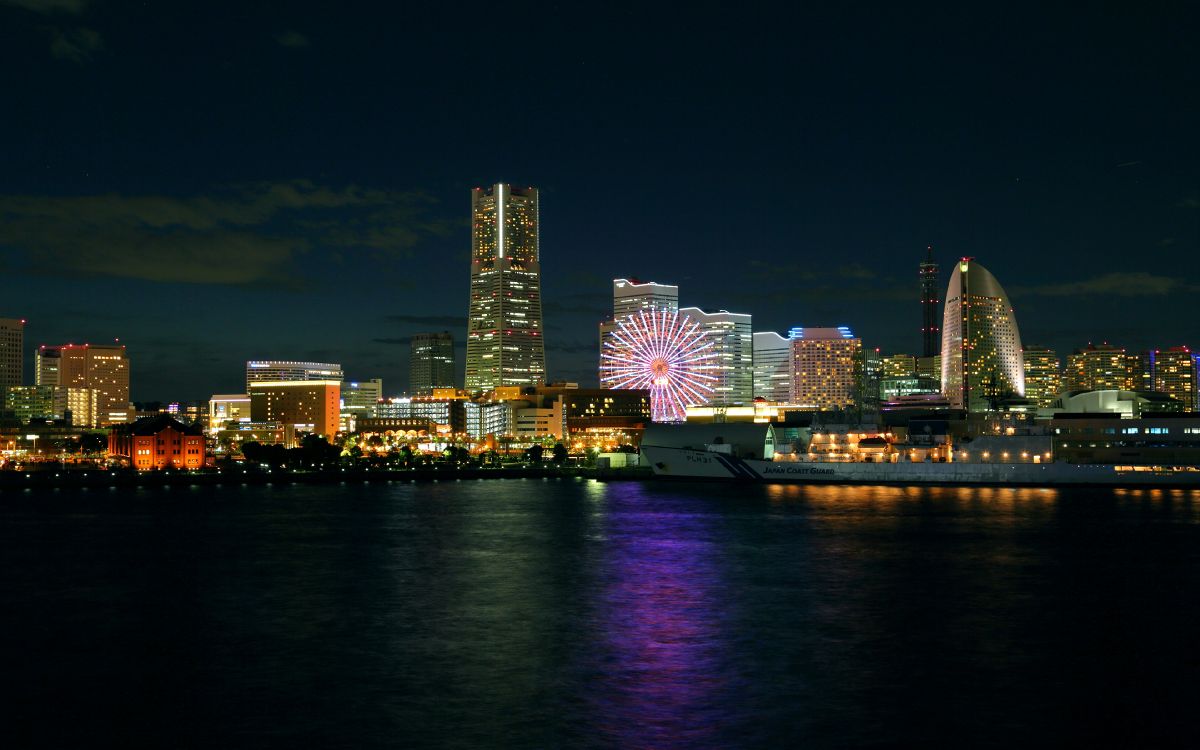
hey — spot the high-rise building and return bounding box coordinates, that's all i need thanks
[464,184,545,392]
[679,307,753,405]
[1065,344,1128,391]
[920,246,940,357]
[245,361,343,390]
[0,318,24,389]
[36,343,130,425]
[612,278,679,319]
[248,380,340,442]
[940,259,1024,412]
[410,332,455,395]
[1125,351,1153,392]
[342,378,383,418]
[1152,347,1196,411]
[752,332,793,402]
[1022,346,1061,408]
[790,327,862,410]
[882,354,918,378]
[600,278,679,389]
[916,355,941,381]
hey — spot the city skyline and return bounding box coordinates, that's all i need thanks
[0,4,1196,401]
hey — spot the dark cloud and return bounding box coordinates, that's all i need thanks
[274,30,310,48]
[383,314,467,327]
[0,181,448,288]
[542,294,608,316]
[0,0,86,12]
[1012,272,1197,298]
[50,26,100,61]
[1178,195,1200,209]
[372,337,411,346]
[547,340,597,354]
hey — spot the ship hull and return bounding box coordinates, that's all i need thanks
[640,446,1200,487]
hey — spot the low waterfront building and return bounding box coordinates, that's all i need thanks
[1042,389,1183,418]
[108,415,206,471]
[879,376,941,402]
[1050,414,1200,465]
[208,394,251,433]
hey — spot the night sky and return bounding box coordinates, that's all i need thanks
[1,2,1196,401]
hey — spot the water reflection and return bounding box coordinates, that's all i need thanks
[586,484,735,749]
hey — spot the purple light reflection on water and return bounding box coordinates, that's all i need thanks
[583,487,743,749]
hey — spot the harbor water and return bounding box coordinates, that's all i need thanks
[3,479,1199,748]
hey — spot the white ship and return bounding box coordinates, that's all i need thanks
[641,424,1200,487]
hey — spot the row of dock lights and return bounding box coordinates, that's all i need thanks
[957,451,1053,463]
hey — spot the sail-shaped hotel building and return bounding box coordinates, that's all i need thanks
[940,258,1025,412]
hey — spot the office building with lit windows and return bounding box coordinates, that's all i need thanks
[752,331,793,402]
[1152,347,1197,411]
[1023,346,1062,408]
[790,327,862,410]
[940,259,1025,412]
[410,332,455,395]
[882,354,918,378]
[3,385,97,426]
[248,380,341,443]
[679,307,753,405]
[245,360,343,390]
[1065,344,1128,391]
[36,343,130,425]
[464,184,545,392]
[0,317,24,389]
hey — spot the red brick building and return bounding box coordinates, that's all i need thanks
[108,415,206,470]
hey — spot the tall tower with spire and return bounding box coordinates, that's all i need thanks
[464,184,545,393]
[919,245,940,357]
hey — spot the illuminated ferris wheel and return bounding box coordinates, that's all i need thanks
[600,309,718,422]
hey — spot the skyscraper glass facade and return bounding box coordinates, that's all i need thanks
[465,184,545,392]
[410,332,455,395]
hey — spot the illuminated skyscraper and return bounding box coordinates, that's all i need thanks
[36,343,130,425]
[940,259,1024,411]
[1152,347,1196,411]
[1022,346,1061,408]
[679,307,753,405]
[752,331,792,402]
[920,246,940,358]
[600,278,679,388]
[410,332,455,395]
[790,327,862,410]
[464,184,544,392]
[0,317,23,389]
